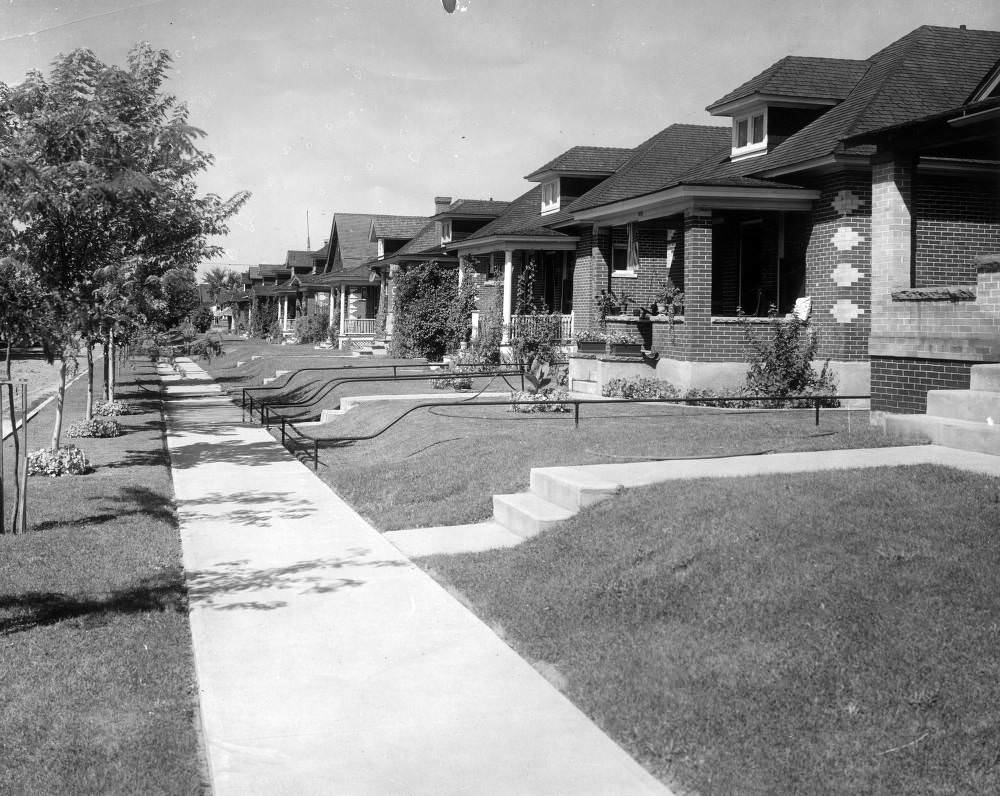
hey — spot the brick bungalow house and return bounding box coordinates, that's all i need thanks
[449,146,634,345]
[369,196,509,345]
[561,24,1000,396]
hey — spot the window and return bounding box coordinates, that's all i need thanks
[376,238,385,259]
[441,220,452,244]
[732,109,767,159]
[612,245,629,271]
[541,179,560,214]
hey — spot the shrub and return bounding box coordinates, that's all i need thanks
[94,400,139,416]
[293,311,329,344]
[740,307,839,407]
[473,288,504,365]
[68,417,123,438]
[509,389,571,413]
[190,305,213,332]
[27,446,90,477]
[389,261,465,360]
[602,377,678,400]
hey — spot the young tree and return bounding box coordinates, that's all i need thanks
[0,45,248,442]
[203,265,239,302]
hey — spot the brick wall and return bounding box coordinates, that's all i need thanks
[870,356,971,414]
[915,173,1000,287]
[803,171,872,362]
[572,226,609,332]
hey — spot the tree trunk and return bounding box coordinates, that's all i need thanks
[102,334,110,400]
[50,358,67,451]
[85,341,94,419]
[3,344,19,534]
[108,328,116,404]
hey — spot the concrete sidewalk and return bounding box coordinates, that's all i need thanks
[160,358,670,795]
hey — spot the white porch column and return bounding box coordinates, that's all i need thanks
[328,288,335,328]
[501,249,514,344]
[339,283,347,337]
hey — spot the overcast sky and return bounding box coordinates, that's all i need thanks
[1,0,998,273]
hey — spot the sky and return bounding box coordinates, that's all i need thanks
[1,0,998,276]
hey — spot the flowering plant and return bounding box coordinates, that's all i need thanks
[27,446,90,477]
[68,417,123,438]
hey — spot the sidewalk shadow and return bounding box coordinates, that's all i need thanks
[168,438,287,469]
[179,490,317,527]
[186,548,409,610]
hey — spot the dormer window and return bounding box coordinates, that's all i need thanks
[377,238,385,259]
[441,220,452,244]
[732,108,767,160]
[541,179,560,215]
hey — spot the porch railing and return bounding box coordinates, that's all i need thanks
[509,313,574,341]
[344,318,376,336]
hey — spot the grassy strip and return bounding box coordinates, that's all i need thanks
[423,464,1000,794]
[0,358,204,794]
[314,402,909,530]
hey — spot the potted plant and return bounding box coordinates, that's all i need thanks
[654,280,685,324]
[574,328,607,355]
[617,289,635,316]
[607,329,641,357]
[594,289,621,323]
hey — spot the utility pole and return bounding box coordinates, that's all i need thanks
[306,210,311,250]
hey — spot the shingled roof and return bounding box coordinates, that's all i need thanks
[567,125,731,213]
[463,186,574,242]
[327,213,380,274]
[524,146,633,180]
[370,215,427,240]
[749,25,1000,174]
[433,198,511,219]
[707,56,869,112]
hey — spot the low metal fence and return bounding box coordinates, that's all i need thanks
[282,393,871,470]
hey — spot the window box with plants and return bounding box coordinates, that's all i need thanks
[607,330,641,357]
[574,329,608,355]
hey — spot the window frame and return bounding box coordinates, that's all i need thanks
[731,107,768,160]
[611,243,636,278]
[541,178,561,215]
[440,219,452,244]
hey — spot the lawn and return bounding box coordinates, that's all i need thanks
[422,464,1000,795]
[0,357,204,794]
[308,400,909,531]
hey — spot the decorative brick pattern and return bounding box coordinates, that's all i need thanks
[870,356,971,414]
[804,171,872,362]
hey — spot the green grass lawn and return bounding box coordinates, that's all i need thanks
[310,401,909,530]
[0,359,204,794]
[422,464,1000,795]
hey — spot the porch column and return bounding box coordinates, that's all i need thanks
[339,283,347,337]
[328,287,336,328]
[278,296,285,328]
[683,208,714,326]
[870,154,914,323]
[501,249,514,344]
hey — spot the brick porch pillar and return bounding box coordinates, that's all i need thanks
[870,154,914,332]
[683,208,714,329]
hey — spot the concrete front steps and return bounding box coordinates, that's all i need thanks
[492,468,623,538]
[884,363,1000,455]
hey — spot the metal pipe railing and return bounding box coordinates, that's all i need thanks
[282,394,871,470]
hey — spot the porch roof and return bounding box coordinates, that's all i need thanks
[453,185,578,254]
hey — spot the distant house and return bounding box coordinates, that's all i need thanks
[560,24,1000,397]
[448,147,633,347]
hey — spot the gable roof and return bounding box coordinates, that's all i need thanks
[328,213,381,274]
[567,124,731,213]
[369,215,427,240]
[284,249,321,270]
[463,186,574,242]
[433,198,511,219]
[707,56,870,112]
[749,25,1000,174]
[525,146,633,181]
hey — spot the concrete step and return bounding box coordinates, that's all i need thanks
[883,413,1000,455]
[927,389,1000,423]
[275,369,291,377]
[570,379,600,395]
[970,363,1000,392]
[529,467,622,511]
[493,492,574,538]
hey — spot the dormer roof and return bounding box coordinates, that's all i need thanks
[368,215,427,241]
[748,25,1000,176]
[524,146,633,181]
[707,57,869,115]
[431,198,510,220]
